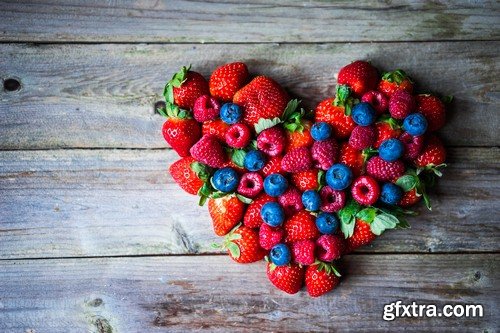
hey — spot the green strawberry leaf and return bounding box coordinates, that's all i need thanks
[249,140,258,150]
[396,175,418,192]
[236,194,253,204]
[338,199,361,221]
[317,170,326,189]
[442,95,454,104]
[226,242,240,259]
[190,162,212,182]
[340,215,355,239]
[370,213,398,235]
[356,207,377,223]
[231,149,246,168]
[395,216,411,229]
[281,99,301,122]
[254,117,282,134]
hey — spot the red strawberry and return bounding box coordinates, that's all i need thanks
[346,219,377,252]
[208,195,245,236]
[311,138,338,170]
[278,187,303,217]
[284,210,319,242]
[160,107,201,157]
[164,66,209,109]
[291,169,319,192]
[257,127,286,157]
[281,147,313,173]
[168,157,205,195]
[209,62,249,102]
[399,132,424,160]
[243,193,276,228]
[193,95,221,122]
[366,156,405,182]
[316,234,345,262]
[267,262,304,295]
[349,125,376,150]
[261,155,283,177]
[305,262,341,297]
[398,188,421,207]
[223,225,266,263]
[415,94,446,132]
[361,90,388,114]
[389,89,415,119]
[259,223,284,250]
[339,142,365,177]
[415,135,446,168]
[202,119,229,141]
[315,97,356,139]
[374,120,402,149]
[378,69,414,98]
[337,60,379,97]
[291,240,316,265]
[190,135,227,168]
[233,76,289,126]
[286,120,314,151]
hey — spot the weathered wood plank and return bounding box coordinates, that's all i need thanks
[0,254,497,332]
[0,147,498,259]
[0,42,498,149]
[0,0,498,43]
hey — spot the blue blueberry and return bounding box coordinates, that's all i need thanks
[311,122,332,141]
[315,212,339,234]
[326,163,353,190]
[380,183,404,205]
[220,103,242,125]
[244,150,266,171]
[263,173,288,197]
[379,138,404,162]
[211,167,239,192]
[403,113,428,136]
[351,102,376,126]
[261,202,285,227]
[270,243,291,266]
[302,190,321,211]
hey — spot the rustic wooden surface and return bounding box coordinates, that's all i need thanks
[1,1,499,332]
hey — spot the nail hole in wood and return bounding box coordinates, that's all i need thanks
[154,101,166,114]
[3,78,21,92]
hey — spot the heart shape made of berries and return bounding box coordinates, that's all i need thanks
[159,61,449,297]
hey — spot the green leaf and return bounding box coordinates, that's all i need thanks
[340,215,355,239]
[226,242,240,258]
[317,170,325,187]
[231,149,246,168]
[356,207,377,223]
[236,194,253,204]
[198,195,208,206]
[281,99,301,121]
[339,199,361,220]
[190,162,211,182]
[211,191,229,199]
[396,216,411,229]
[249,140,257,150]
[254,117,282,134]
[442,95,454,104]
[370,213,398,235]
[396,175,418,192]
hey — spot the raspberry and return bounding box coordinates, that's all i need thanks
[237,172,264,198]
[319,186,346,212]
[291,240,316,265]
[361,90,388,114]
[389,89,415,119]
[311,138,338,170]
[278,187,304,217]
[349,125,376,150]
[193,95,221,122]
[315,234,346,262]
[225,123,251,148]
[257,127,286,157]
[259,223,284,250]
[399,132,424,161]
[366,156,405,182]
[281,147,313,173]
[351,175,380,206]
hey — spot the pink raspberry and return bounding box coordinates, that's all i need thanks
[281,147,313,173]
[193,95,221,122]
[320,186,346,213]
[291,239,316,265]
[278,187,303,217]
[225,123,251,148]
[257,127,286,156]
[399,132,424,161]
[389,89,415,119]
[259,223,284,250]
[316,234,346,262]
[366,156,406,182]
[361,90,388,115]
[311,138,338,170]
[237,172,263,198]
[349,125,376,150]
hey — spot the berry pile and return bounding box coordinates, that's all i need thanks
[160,61,449,297]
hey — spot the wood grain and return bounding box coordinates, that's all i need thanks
[0,42,498,149]
[0,1,499,43]
[1,147,498,259]
[0,254,497,332]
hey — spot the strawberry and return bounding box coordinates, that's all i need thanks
[160,106,201,157]
[315,94,356,139]
[233,76,289,126]
[208,195,245,236]
[209,62,249,102]
[337,60,379,97]
[366,156,405,182]
[291,169,319,192]
[190,135,227,168]
[168,157,206,195]
[259,223,284,250]
[415,135,446,171]
[278,187,304,217]
[374,119,402,148]
[281,147,313,173]
[338,142,366,177]
[398,188,421,208]
[164,65,209,109]
[378,69,414,98]
[305,262,341,297]
[291,239,316,265]
[415,94,446,132]
[266,262,304,294]
[346,219,376,252]
[286,120,314,151]
[284,210,319,242]
[261,155,283,177]
[202,119,229,141]
[311,139,338,170]
[243,193,276,228]
[222,225,266,263]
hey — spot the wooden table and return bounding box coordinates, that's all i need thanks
[1,1,499,332]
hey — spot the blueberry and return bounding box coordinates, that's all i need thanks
[270,243,291,266]
[211,167,239,192]
[315,212,339,234]
[380,183,404,205]
[326,163,353,190]
[403,113,428,136]
[351,102,376,126]
[311,122,332,141]
[244,150,266,171]
[302,190,321,211]
[220,103,242,125]
[264,173,288,197]
[379,138,404,162]
[261,202,285,227]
